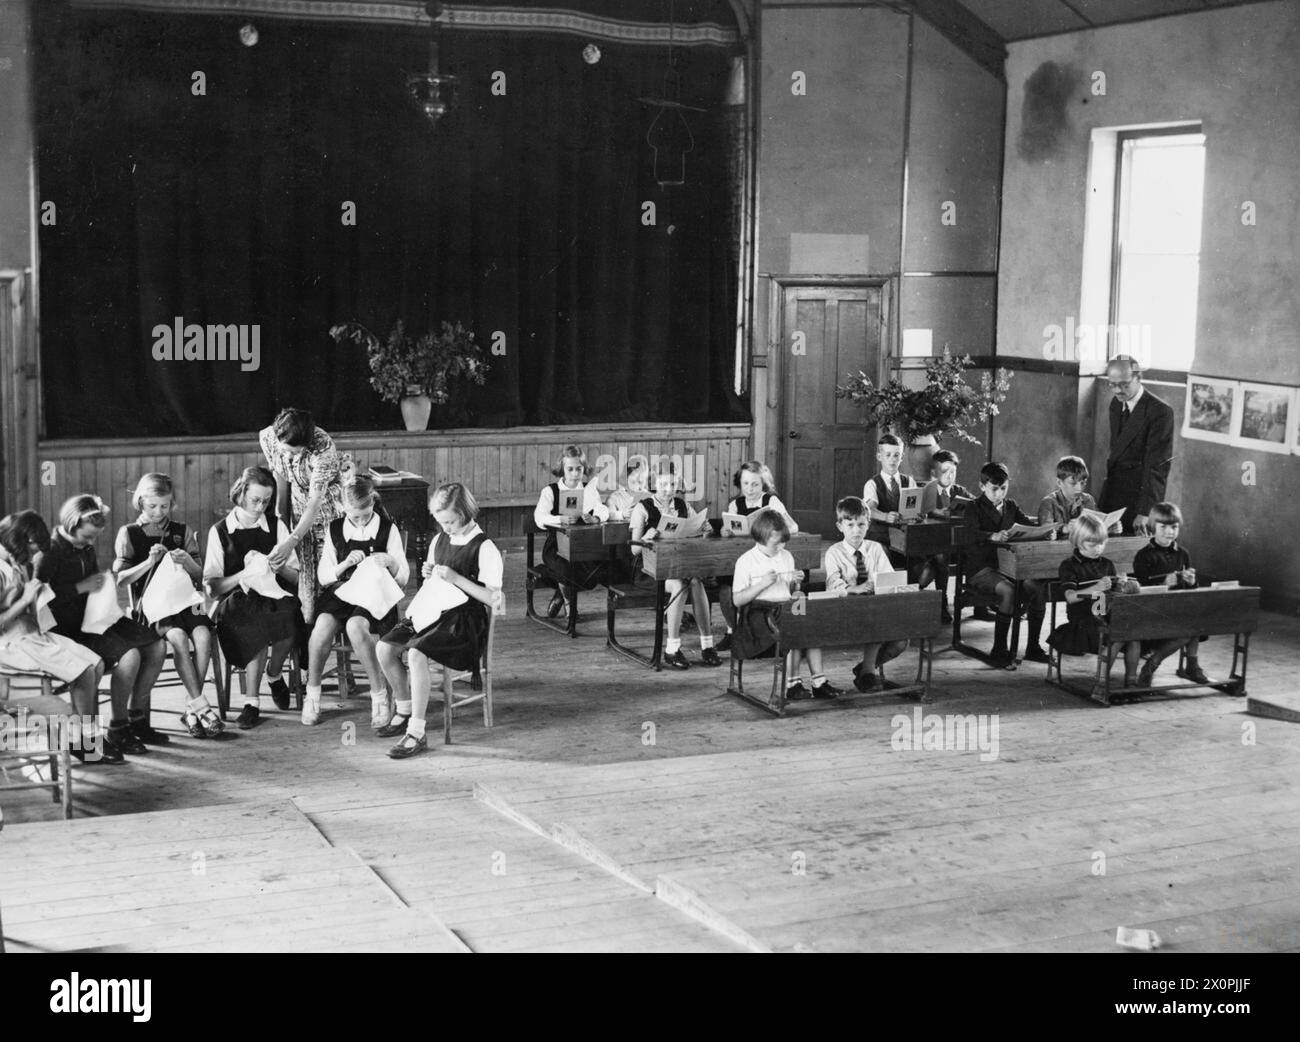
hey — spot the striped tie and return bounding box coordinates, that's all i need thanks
[854,549,868,585]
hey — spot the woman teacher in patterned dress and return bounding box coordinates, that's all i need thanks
[258,407,349,623]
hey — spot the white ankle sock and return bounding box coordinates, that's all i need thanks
[700,635,714,650]
[395,700,412,717]
[665,638,682,654]
[306,684,322,704]
[407,717,427,739]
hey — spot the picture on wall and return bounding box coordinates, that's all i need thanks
[1182,376,1239,445]
[1232,381,1295,455]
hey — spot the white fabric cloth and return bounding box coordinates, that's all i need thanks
[81,572,125,634]
[334,557,406,618]
[139,555,204,624]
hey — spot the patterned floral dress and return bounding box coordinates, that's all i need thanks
[259,424,348,622]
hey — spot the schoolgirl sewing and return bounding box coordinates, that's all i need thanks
[37,494,167,754]
[0,511,111,763]
[1047,514,1142,696]
[378,483,502,760]
[717,461,798,650]
[306,475,409,729]
[113,473,223,739]
[532,445,610,618]
[204,467,302,730]
[628,460,719,669]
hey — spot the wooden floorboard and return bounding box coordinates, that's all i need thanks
[1,554,1296,952]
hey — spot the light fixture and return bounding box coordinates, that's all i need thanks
[409,2,457,126]
[639,1,704,188]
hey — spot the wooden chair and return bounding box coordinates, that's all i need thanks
[439,584,501,745]
[0,674,75,819]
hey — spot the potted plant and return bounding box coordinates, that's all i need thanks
[834,351,1012,476]
[330,319,489,431]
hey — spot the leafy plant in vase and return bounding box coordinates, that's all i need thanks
[834,351,1013,478]
[330,319,489,431]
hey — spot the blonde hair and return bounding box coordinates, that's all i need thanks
[59,494,109,533]
[1070,514,1107,549]
[131,472,175,513]
[430,482,478,524]
[342,473,379,510]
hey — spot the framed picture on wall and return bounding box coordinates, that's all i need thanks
[1182,375,1239,445]
[1232,381,1294,455]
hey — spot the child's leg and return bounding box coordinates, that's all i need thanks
[68,662,104,720]
[128,639,166,717]
[991,577,1016,658]
[110,649,139,728]
[917,557,936,590]
[163,627,202,701]
[719,579,736,634]
[345,617,384,695]
[378,641,411,721]
[306,613,340,712]
[266,631,292,680]
[242,647,269,705]
[664,579,686,652]
[1123,640,1142,682]
[689,579,714,649]
[805,647,826,685]
[406,651,432,739]
[1021,580,1047,657]
[192,624,213,692]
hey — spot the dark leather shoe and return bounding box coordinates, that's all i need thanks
[1137,658,1159,688]
[785,682,810,701]
[717,633,733,652]
[269,677,291,710]
[1022,644,1049,664]
[546,590,565,618]
[108,727,148,754]
[663,650,690,670]
[853,670,880,693]
[810,681,841,700]
[387,733,428,759]
[235,704,261,730]
[700,647,721,667]
[129,718,171,745]
[73,734,126,765]
[375,713,411,738]
[1177,663,1211,685]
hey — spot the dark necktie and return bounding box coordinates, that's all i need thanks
[853,549,868,585]
[1118,403,1130,434]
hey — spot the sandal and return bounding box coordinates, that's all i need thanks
[180,711,208,739]
[197,706,225,737]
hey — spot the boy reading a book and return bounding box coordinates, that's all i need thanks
[1037,456,1122,538]
[917,449,973,622]
[967,462,1049,666]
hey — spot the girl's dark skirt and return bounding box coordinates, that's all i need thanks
[542,531,605,590]
[1048,613,1103,656]
[212,589,301,668]
[314,585,400,636]
[143,605,213,638]
[59,617,161,670]
[732,602,783,660]
[380,603,486,672]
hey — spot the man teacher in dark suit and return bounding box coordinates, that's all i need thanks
[1099,355,1174,536]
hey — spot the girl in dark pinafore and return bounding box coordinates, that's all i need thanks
[203,467,301,730]
[379,483,503,759]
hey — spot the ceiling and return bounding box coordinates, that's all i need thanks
[951,0,1281,42]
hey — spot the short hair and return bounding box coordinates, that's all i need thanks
[836,496,867,520]
[1056,456,1089,482]
[877,434,903,449]
[1148,501,1183,526]
[342,474,378,510]
[131,472,175,512]
[430,481,478,524]
[733,460,775,493]
[1107,355,1143,378]
[979,462,1009,486]
[59,494,109,534]
[749,507,791,545]
[0,510,52,567]
[230,466,277,507]
[931,449,960,468]
[551,445,591,479]
[1070,514,1107,548]
[272,407,315,448]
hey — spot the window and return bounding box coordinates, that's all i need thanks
[1080,125,1205,374]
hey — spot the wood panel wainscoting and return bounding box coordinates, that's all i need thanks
[31,423,752,557]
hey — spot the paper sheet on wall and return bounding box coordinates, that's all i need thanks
[35,582,58,634]
[238,552,291,599]
[408,573,468,631]
[334,557,405,618]
[140,556,204,624]
[81,572,125,634]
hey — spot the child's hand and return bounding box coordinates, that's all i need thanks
[1096,576,1113,593]
[370,553,392,570]
[148,543,167,561]
[342,550,365,570]
[1121,578,1141,595]
[990,530,1009,543]
[642,527,658,542]
[167,548,191,564]
[420,561,435,580]
[433,565,460,584]
[1164,572,1179,587]
[77,572,106,594]
[886,511,902,524]
[267,541,294,570]
[19,578,42,606]
[1181,568,1196,586]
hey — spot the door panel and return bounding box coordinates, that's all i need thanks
[780,282,883,536]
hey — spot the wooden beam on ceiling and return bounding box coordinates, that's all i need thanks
[908,0,1006,81]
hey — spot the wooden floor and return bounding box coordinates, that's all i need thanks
[2,557,1298,953]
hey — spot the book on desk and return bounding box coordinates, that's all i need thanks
[657,512,709,539]
[721,512,751,537]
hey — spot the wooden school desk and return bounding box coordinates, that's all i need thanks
[525,522,628,638]
[1047,585,1260,706]
[996,535,1149,664]
[726,590,944,717]
[606,533,825,671]
[886,517,976,563]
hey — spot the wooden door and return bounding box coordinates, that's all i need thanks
[779,281,885,535]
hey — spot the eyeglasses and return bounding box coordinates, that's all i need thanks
[1106,379,1136,390]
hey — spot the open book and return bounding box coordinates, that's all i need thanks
[1080,507,1126,531]
[408,573,469,631]
[139,555,204,624]
[873,570,918,594]
[721,512,751,537]
[899,486,924,520]
[555,486,584,519]
[657,512,709,539]
[1003,523,1057,541]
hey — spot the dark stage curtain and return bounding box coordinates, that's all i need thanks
[34,2,747,437]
